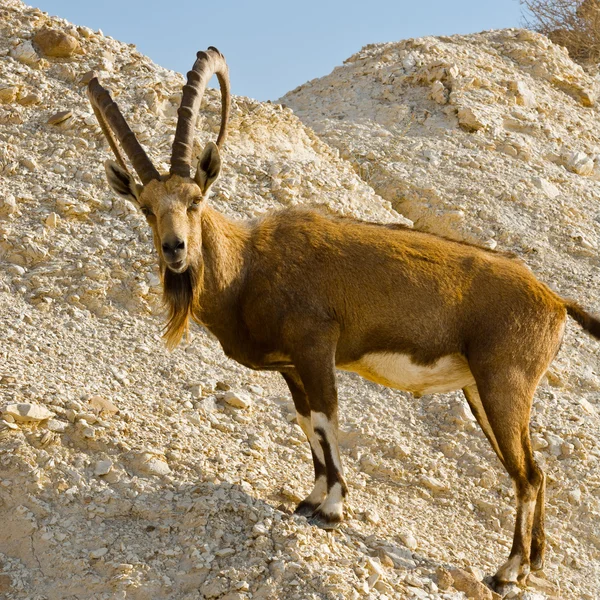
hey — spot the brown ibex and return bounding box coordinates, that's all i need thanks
[88,47,600,593]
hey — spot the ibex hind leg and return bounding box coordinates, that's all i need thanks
[468,379,544,595]
[530,469,546,572]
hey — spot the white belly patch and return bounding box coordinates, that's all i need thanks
[339,352,475,396]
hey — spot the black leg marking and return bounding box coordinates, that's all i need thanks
[294,447,327,517]
[314,426,348,495]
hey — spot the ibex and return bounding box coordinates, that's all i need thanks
[88,47,600,593]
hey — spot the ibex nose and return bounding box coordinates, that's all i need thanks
[162,237,186,258]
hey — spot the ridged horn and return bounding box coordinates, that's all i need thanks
[170,47,230,178]
[87,77,161,185]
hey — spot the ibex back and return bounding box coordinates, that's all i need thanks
[88,48,600,595]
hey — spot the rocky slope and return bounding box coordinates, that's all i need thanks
[0,1,598,598]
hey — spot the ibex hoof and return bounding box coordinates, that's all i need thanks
[308,509,343,530]
[294,500,318,518]
[530,554,545,572]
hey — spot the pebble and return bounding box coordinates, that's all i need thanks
[19,93,42,106]
[88,395,119,415]
[430,80,448,104]
[420,474,448,493]
[47,110,73,126]
[252,522,269,537]
[82,426,96,438]
[579,398,596,414]
[457,107,486,131]
[45,213,60,228]
[544,432,564,457]
[189,384,203,399]
[568,487,582,505]
[136,453,171,476]
[364,508,380,525]
[0,194,18,216]
[527,573,560,596]
[223,391,252,409]
[9,41,39,65]
[512,80,537,108]
[89,547,109,559]
[563,151,594,176]
[532,176,560,198]
[7,264,26,276]
[449,568,498,600]
[47,419,68,433]
[365,557,385,577]
[21,158,38,171]
[436,566,453,591]
[0,86,18,104]
[94,460,113,476]
[400,532,417,551]
[78,70,96,86]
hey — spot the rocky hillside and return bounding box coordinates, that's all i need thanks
[0,0,598,598]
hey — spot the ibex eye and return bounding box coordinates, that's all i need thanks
[140,207,153,217]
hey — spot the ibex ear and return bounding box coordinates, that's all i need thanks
[104,160,142,204]
[194,142,221,195]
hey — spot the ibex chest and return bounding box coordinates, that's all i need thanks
[339,352,475,396]
[204,321,293,371]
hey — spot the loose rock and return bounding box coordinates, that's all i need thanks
[2,403,54,423]
[33,27,82,58]
[223,391,252,409]
[47,110,73,126]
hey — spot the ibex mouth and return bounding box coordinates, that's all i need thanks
[167,260,187,274]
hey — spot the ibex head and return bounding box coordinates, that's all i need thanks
[88,47,230,347]
[88,47,230,276]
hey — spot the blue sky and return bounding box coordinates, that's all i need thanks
[32,0,524,101]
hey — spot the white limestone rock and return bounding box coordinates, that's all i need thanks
[2,403,54,422]
[563,151,595,176]
[9,41,39,65]
[532,177,560,198]
[223,391,252,409]
[94,460,112,476]
[457,107,486,132]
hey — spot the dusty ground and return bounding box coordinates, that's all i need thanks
[1,1,599,599]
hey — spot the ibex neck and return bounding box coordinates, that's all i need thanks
[200,206,250,299]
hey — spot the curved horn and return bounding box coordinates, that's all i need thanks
[87,77,161,185]
[170,47,230,178]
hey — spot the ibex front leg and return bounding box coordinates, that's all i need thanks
[281,370,328,516]
[290,326,348,529]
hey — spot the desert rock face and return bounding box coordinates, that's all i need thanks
[1,1,599,598]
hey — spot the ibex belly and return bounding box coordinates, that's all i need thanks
[339,353,475,396]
